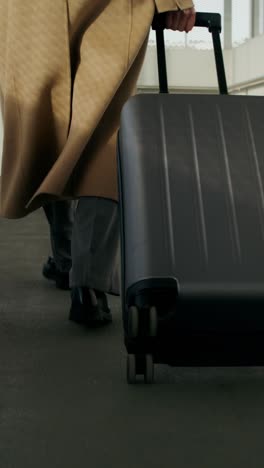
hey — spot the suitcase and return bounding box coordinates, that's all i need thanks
[117,12,264,384]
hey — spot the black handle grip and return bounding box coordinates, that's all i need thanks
[194,12,221,31]
[152,12,221,32]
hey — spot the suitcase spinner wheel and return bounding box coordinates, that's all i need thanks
[128,306,139,338]
[149,306,158,337]
[127,305,158,338]
[126,354,155,384]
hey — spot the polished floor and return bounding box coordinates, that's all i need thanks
[1,209,264,468]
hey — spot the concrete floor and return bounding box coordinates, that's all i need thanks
[1,210,264,468]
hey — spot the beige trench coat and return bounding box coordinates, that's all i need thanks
[0,0,193,218]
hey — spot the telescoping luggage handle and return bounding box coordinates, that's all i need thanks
[152,12,228,95]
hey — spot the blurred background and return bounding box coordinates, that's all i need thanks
[138,0,264,95]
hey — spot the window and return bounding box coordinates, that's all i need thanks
[232,0,252,46]
[259,0,264,34]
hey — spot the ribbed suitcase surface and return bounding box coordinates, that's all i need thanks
[118,94,264,299]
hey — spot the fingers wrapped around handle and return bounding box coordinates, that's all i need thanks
[165,7,196,32]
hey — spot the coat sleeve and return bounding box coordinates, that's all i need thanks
[155,0,194,13]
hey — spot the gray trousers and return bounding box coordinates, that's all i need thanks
[43,200,75,274]
[43,197,120,295]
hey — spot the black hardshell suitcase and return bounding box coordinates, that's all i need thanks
[117,13,264,384]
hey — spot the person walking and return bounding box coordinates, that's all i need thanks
[0,0,196,326]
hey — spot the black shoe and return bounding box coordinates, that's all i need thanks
[69,287,112,327]
[42,257,70,290]
[42,256,57,280]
